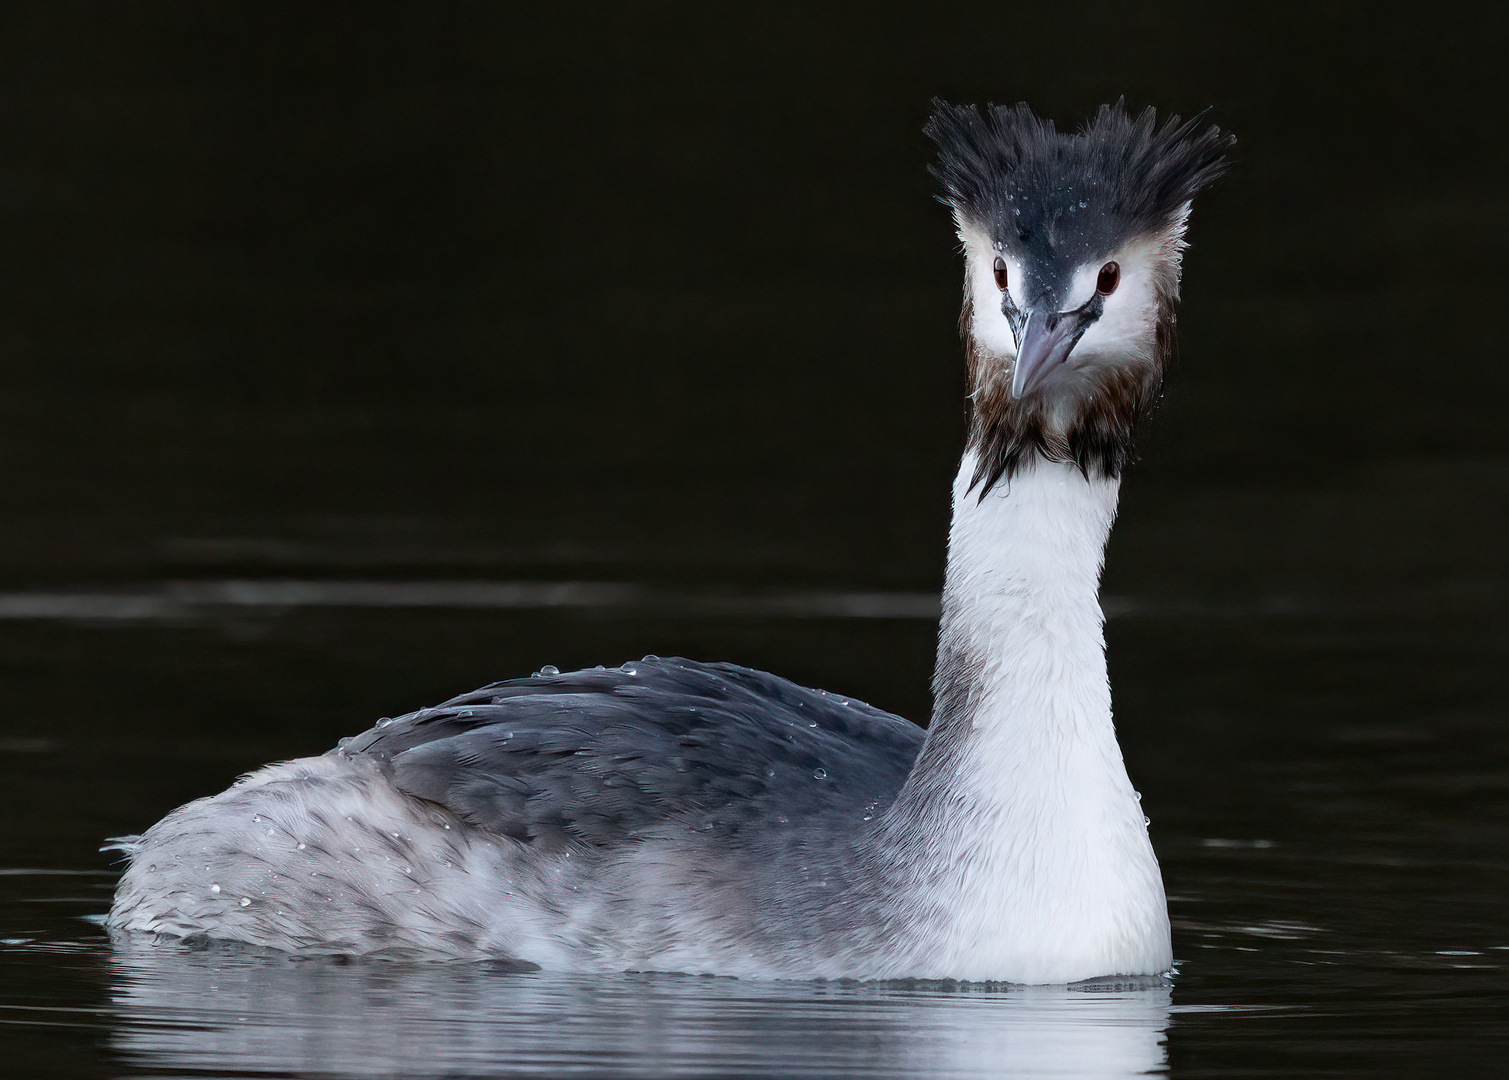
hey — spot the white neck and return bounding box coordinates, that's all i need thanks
[879,454,1170,983]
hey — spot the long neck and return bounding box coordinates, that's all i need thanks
[874,452,1169,983]
[930,453,1119,754]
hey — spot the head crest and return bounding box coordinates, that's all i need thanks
[925,100,1234,239]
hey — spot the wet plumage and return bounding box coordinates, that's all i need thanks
[110,101,1230,983]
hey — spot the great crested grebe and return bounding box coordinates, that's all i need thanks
[110,101,1231,984]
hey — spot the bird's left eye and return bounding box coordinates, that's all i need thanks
[993,256,1008,292]
[1096,262,1120,295]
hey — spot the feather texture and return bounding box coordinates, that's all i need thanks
[342,660,923,849]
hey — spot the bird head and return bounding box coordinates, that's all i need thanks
[926,101,1232,493]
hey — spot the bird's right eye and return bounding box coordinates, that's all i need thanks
[993,256,1008,292]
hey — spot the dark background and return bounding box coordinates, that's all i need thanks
[3,3,1502,582]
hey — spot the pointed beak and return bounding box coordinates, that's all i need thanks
[1010,309,1087,399]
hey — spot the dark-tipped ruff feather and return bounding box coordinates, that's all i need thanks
[962,319,1166,491]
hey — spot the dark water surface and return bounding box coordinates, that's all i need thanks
[2,6,1506,1078]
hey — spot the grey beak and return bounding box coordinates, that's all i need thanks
[1010,310,1086,399]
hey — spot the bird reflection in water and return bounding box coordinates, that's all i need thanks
[107,943,1173,1079]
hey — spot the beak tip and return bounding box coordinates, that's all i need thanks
[1008,356,1039,400]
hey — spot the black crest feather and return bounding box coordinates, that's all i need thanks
[925,99,1234,241]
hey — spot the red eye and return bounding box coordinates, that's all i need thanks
[993,256,1008,292]
[1096,261,1120,295]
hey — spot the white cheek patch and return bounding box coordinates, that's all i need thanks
[959,223,1020,358]
[1074,260,1157,364]
[1064,264,1102,311]
[1072,236,1173,365]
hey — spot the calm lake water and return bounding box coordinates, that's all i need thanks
[2,6,1506,1079]
[3,578,1505,1077]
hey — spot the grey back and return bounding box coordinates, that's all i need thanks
[338,657,925,851]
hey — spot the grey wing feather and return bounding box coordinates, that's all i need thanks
[337,657,924,848]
